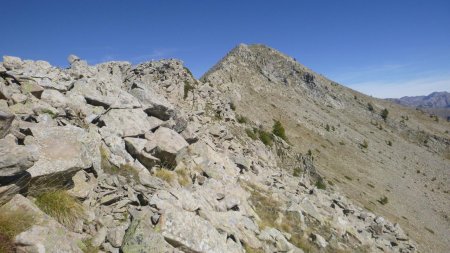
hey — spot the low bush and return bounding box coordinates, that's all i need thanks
[183,81,195,99]
[245,128,258,140]
[258,130,273,146]
[367,102,374,112]
[237,115,249,124]
[272,120,287,141]
[378,196,389,205]
[293,167,301,177]
[381,108,389,121]
[315,179,326,190]
[360,140,369,149]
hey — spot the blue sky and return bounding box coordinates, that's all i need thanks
[1,0,449,98]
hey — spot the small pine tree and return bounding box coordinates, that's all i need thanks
[367,102,374,112]
[272,120,287,141]
[325,124,330,132]
[381,109,389,121]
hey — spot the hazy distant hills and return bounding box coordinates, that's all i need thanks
[387,91,450,120]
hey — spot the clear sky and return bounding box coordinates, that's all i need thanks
[1,0,449,98]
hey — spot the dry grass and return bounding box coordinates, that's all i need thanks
[35,190,84,228]
[0,210,34,253]
[175,169,191,186]
[154,169,176,183]
[243,243,265,253]
[79,238,99,253]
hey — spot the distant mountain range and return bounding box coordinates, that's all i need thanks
[386,91,450,120]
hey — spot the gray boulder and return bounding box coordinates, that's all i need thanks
[0,110,14,138]
[67,54,80,65]
[0,135,38,182]
[100,109,151,137]
[129,83,174,120]
[124,137,160,169]
[158,208,237,253]
[121,208,176,253]
[2,56,24,70]
[26,125,99,181]
[146,127,188,167]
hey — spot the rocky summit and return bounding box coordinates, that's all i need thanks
[0,44,447,253]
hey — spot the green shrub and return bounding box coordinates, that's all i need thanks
[315,179,326,190]
[237,115,249,124]
[293,167,301,177]
[387,140,392,146]
[272,120,287,141]
[258,130,273,146]
[381,108,389,120]
[361,140,369,149]
[378,196,389,205]
[230,102,236,111]
[183,81,194,99]
[35,190,85,227]
[367,102,374,112]
[245,128,258,140]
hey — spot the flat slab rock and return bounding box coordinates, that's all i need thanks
[27,125,99,179]
[157,208,241,253]
[100,108,151,137]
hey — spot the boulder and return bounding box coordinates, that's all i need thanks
[129,83,174,120]
[0,110,14,138]
[0,135,38,185]
[121,208,176,253]
[41,89,68,108]
[68,170,96,199]
[158,208,236,253]
[26,125,99,181]
[124,137,160,169]
[100,109,151,137]
[146,127,188,167]
[0,194,83,253]
[2,56,24,70]
[20,79,44,99]
[67,54,80,65]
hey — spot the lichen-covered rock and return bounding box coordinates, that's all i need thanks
[121,208,176,253]
[146,127,188,167]
[26,125,99,181]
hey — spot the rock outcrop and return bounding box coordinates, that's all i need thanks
[0,50,428,253]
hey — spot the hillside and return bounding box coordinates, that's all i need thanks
[202,44,450,253]
[0,45,447,253]
[386,91,450,120]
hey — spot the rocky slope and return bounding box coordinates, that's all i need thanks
[202,44,450,253]
[386,91,450,120]
[0,46,441,253]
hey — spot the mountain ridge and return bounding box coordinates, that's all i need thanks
[202,43,450,253]
[0,44,448,252]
